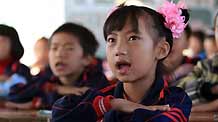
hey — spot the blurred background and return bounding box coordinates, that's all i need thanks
[0,0,217,66]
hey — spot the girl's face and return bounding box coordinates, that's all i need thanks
[106,17,166,83]
[0,35,11,61]
[215,15,218,46]
[49,32,90,79]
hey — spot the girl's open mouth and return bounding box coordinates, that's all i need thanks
[116,61,131,74]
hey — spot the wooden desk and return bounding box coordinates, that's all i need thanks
[1,108,217,122]
[190,112,218,122]
[0,109,50,122]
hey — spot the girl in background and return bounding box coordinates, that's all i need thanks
[0,24,31,98]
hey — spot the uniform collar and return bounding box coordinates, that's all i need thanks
[113,77,165,105]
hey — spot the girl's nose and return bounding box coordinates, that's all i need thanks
[115,40,128,56]
[115,50,127,56]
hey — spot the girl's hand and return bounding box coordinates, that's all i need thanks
[110,98,170,113]
[56,86,90,96]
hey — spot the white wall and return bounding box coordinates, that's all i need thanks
[0,0,65,66]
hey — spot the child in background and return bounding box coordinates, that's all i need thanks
[31,37,49,76]
[0,24,31,98]
[163,25,194,86]
[191,11,218,112]
[187,30,206,60]
[178,23,218,104]
[52,1,192,122]
[5,23,109,109]
[203,35,217,59]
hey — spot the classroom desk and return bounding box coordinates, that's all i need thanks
[190,112,218,122]
[0,109,50,122]
[0,108,217,122]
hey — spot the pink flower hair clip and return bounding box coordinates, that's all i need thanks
[158,0,188,38]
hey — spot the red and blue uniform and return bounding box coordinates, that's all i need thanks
[0,59,31,97]
[7,63,109,109]
[52,77,192,122]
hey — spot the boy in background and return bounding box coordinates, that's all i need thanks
[6,23,109,109]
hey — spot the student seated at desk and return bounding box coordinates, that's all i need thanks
[191,11,218,112]
[52,1,192,122]
[0,24,31,98]
[30,37,49,76]
[5,23,109,109]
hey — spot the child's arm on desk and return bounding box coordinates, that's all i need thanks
[110,98,170,113]
[192,99,218,112]
[5,97,41,109]
[52,91,171,122]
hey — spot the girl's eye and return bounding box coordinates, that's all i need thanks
[129,36,140,41]
[106,38,116,44]
[66,47,74,51]
[50,46,57,51]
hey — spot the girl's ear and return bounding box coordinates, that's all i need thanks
[155,38,170,60]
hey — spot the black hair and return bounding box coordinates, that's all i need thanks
[50,23,99,56]
[103,5,189,75]
[191,30,205,44]
[0,24,24,61]
[184,24,192,39]
[205,34,215,42]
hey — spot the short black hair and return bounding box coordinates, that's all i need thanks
[50,23,99,56]
[191,30,205,43]
[184,24,192,39]
[0,24,24,61]
[205,34,215,42]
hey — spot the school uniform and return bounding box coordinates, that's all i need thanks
[52,76,192,122]
[7,63,109,109]
[178,54,218,103]
[0,60,31,97]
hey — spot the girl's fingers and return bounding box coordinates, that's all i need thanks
[149,105,170,111]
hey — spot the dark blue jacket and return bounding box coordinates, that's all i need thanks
[0,62,31,97]
[7,64,109,109]
[52,77,192,122]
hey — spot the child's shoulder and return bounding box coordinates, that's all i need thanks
[165,86,192,105]
[6,62,29,72]
[100,83,117,94]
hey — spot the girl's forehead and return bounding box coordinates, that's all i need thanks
[121,16,152,33]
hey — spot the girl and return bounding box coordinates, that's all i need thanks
[52,1,192,122]
[0,24,31,98]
